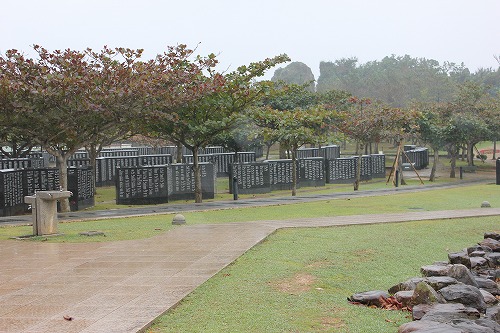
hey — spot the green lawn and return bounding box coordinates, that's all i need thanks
[2,183,499,243]
[147,216,499,333]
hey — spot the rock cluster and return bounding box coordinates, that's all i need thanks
[348,232,500,332]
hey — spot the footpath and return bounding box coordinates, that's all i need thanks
[0,177,498,332]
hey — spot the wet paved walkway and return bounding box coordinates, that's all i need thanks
[1,204,500,332]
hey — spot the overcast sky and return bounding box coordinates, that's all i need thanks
[2,0,499,79]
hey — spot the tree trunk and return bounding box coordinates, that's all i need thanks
[493,140,497,160]
[55,153,71,212]
[291,146,297,196]
[192,148,202,203]
[279,144,287,159]
[429,148,439,182]
[265,144,271,160]
[449,144,457,178]
[467,142,474,166]
[86,143,100,195]
[398,147,407,185]
[176,141,183,163]
[354,143,364,191]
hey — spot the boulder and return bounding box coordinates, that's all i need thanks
[486,304,500,323]
[398,320,461,333]
[475,277,500,295]
[439,284,487,313]
[447,264,479,287]
[485,232,500,241]
[448,251,471,268]
[474,319,500,332]
[480,289,499,305]
[471,256,489,269]
[410,282,446,306]
[419,303,481,322]
[468,245,492,255]
[481,238,500,252]
[394,290,414,307]
[421,264,453,277]
[448,319,496,333]
[470,250,487,257]
[389,277,425,294]
[348,290,389,307]
[486,253,500,266]
[425,276,459,291]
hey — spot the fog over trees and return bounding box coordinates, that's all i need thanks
[273,55,500,107]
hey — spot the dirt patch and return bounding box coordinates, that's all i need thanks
[272,272,316,294]
[320,316,347,331]
[305,260,330,269]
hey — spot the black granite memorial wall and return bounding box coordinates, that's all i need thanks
[116,165,169,205]
[95,156,140,187]
[0,158,31,170]
[99,149,139,157]
[23,168,60,196]
[370,154,386,178]
[267,159,294,190]
[167,163,215,201]
[0,168,60,216]
[0,169,25,216]
[68,166,95,211]
[326,157,357,184]
[184,152,256,176]
[296,148,320,159]
[320,145,341,160]
[402,147,429,170]
[139,154,173,166]
[69,151,89,160]
[298,157,325,187]
[229,162,271,194]
[67,159,91,168]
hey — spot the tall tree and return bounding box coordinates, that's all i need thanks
[0,46,143,211]
[252,104,336,196]
[145,53,289,203]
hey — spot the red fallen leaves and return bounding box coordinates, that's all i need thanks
[378,296,411,311]
[348,296,412,312]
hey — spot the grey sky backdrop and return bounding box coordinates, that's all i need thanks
[1,0,499,79]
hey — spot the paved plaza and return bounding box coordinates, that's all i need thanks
[1,204,499,332]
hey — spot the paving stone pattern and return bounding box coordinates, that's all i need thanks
[1,207,500,332]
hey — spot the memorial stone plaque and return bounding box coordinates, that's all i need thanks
[267,159,294,191]
[320,145,341,160]
[298,157,325,187]
[139,154,172,166]
[96,156,140,186]
[67,158,91,168]
[68,166,95,211]
[69,151,89,160]
[204,146,226,154]
[326,157,357,184]
[116,165,169,205]
[229,162,271,194]
[168,163,215,201]
[0,169,24,216]
[296,148,319,159]
[359,155,373,181]
[370,154,386,178]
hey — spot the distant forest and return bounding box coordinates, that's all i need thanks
[272,55,500,107]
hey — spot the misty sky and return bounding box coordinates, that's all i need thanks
[1,0,499,79]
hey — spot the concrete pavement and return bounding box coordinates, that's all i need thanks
[1,206,500,332]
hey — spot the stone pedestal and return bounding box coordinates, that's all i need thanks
[25,191,72,236]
